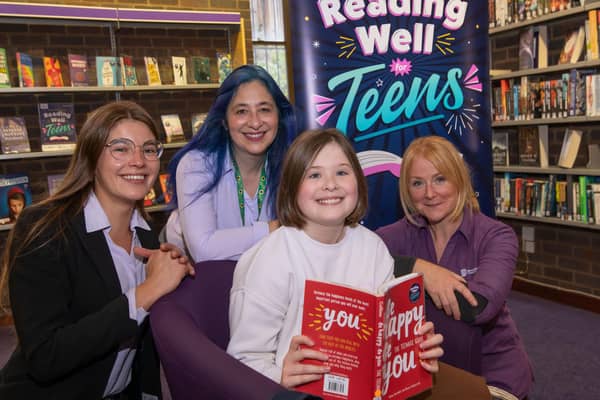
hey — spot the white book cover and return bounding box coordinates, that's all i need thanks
[160,114,185,143]
[558,128,583,168]
[172,56,187,85]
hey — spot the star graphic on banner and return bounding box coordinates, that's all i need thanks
[312,40,320,48]
[376,78,383,87]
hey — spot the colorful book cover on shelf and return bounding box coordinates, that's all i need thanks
[96,56,122,86]
[492,131,509,167]
[216,52,232,84]
[46,173,65,196]
[172,56,187,85]
[0,173,32,225]
[16,52,35,88]
[191,56,211,83]
[299,273,431,400]
[68,54,89,87]
[37,102,77,152]
[158,173,171,204]
[121,55,138,86]
[160,114,186,143]
[191,112,208,134]
[43,56,64,87]
[144,56,162,86]
[558,128,583,168]
[0,48,10,87]
[0,117,31,154]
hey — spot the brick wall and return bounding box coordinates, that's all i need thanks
[491,11,600,297]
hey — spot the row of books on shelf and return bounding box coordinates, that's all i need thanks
[0,105,208,155]
[492,69,600,121]
[0,171,173,225]
[517,11,600,71]
[489,0,583,28]
[0,49,233,88]
[492,127,590,169]
[494,173,600,225]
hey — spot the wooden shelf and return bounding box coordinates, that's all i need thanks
[489,59,600,81]
[492,116,600,127]
[494,166,600,176]
[489,2,600,35]
[497,212,600,230]
[0,83,220,94]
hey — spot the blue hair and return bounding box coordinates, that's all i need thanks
[167,64,297,217]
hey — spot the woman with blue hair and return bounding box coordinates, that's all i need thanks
[165,64,297,262]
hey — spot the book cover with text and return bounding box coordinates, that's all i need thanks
[96,56,122,86]
[144,56,162,86]
[0,117,31,154]
[68,54,89,87]
[299,273,431,400]
[38,102,77,152]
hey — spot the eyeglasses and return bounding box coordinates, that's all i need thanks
[105,138,164,161]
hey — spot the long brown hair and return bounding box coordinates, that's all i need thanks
[0,101,160,310]
[277,128,368,228]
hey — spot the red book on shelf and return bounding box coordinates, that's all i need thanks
[299,273,431,400]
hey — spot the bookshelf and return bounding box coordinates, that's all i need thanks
[0,2,244,221]
[490,0,600,230]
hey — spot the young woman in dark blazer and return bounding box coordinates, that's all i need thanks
[0,101,194,399]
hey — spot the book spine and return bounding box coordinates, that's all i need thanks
[373,296,385,399]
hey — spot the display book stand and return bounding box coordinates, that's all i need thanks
[0,1,247,230]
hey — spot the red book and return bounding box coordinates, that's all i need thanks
[299,273,431,400]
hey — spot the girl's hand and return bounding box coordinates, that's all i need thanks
[281,335,330,389]
[417,321,444,373]
[414,259,477,320]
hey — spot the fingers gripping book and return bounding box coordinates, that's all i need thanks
[300,273,431,400]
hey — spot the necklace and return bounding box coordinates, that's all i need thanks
[232,156,267,226]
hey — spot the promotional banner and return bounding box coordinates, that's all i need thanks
[287,1,492,229]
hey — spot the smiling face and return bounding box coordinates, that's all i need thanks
[297,142,359,240]
[225,80,278,162]
[406,156,459,227]
[94,119,160,211]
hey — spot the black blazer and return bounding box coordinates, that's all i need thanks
[0,206,161,400]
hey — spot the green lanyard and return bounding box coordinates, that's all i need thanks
[232,157,267,226]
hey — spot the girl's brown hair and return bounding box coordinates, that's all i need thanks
[277,128,368,228]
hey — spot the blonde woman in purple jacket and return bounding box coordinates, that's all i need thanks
[376,136,533,400]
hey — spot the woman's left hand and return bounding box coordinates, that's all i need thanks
[417,321,443,373]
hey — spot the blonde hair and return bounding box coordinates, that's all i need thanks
[399,136,479,225]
